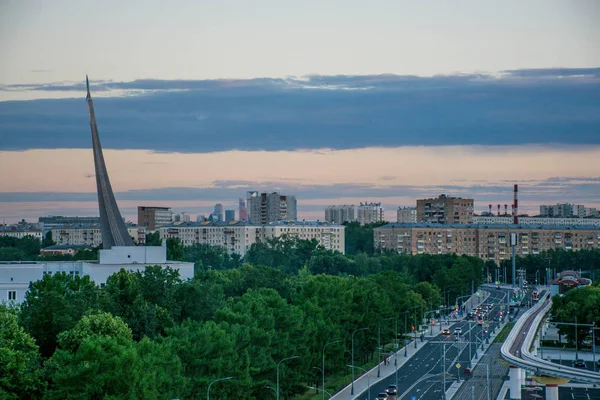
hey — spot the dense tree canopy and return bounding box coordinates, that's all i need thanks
[3,233,599,399]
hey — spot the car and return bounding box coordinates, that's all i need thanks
[454,327,463,335]
[573,359,586,369]
[375,392,389,400]
[496,285,500,289]
[385,384,398,396]
[442,328,451,335]
[596,359,600,368]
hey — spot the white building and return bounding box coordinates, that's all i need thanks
[0,245,194,304]
[473,216,600,227]
[159,220,346,256]
[357,202,385,225]
[397,207,417,223]
[325,205,356,224]
[51,225,147,247]
[0,227,43,241]
[263,221,345,253]
[159,221,264,256]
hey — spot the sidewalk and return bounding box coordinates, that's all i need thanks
[330,337,425,399]
[331,290,491,400]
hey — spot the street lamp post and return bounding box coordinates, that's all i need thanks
[322,340,341,400]
[378,317,395,377]
[307,386,331,399]
[348,365,370,400]
[207,376,233,400]
[351,328,368,395]
[277,356,298,400]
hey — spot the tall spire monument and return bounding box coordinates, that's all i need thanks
[86,75,134,249]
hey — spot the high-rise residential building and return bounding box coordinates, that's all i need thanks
[585,208,599,218]
[137,206,173,230]
[225,210,235,222]
[325,205,356,224]
[357,202,385,225]
[173,213,190,223]
[397,207,417,223]
[238,198,248,222]
[539,203,587,218]
[247,192,297,224]
[416,194,473,224]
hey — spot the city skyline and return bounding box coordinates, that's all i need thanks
[1,2,599,224]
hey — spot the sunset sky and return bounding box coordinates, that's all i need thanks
[1,1,599,224]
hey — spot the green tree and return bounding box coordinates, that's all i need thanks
[19,273,100,358]
[167,238,184,261]
[551,286,600,345]
[0,304,44,399]
[145,231,162,246]
[41,231,54,248]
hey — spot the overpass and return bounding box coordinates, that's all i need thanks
[500,289,600,399]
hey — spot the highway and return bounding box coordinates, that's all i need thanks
[356,287,513,400]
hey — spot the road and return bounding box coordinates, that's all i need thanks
[356,287,516,400]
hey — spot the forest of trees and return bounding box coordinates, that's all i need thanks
[1,226,600,399]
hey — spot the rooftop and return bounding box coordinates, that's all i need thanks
[376,223,600,231]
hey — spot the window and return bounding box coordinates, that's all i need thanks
[8,291,16,301]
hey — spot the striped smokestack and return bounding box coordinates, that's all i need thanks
[513,184,519,224]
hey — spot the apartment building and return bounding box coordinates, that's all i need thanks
[416,195,474,224]
[325,205,356,224]
[39,216,100,228]
[357,202,384,225]
[374,223,600,265]
[137,206,173,230]
[51,225,147,247]
[0,226,43,241]
[474,216,600,227]
[539,203,589,218]
[397,207,417,223]
[263,221,345,253]
[248,192,297,224]
[159,220,345,256]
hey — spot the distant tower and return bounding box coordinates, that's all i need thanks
[86,76,134,249]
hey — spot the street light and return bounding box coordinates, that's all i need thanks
[348,365,370,400]
[207,376,233,400]
[378,317,395,377]
[277,356,298,400]
[322,340,341,400]
[351,328,368,395]
[307,386,332,399]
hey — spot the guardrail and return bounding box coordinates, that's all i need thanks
[500,291,600,385]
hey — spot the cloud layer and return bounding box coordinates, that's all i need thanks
[1,68,599,152]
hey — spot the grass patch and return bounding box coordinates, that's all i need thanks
[493,322,515,343]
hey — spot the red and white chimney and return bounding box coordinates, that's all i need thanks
[488,204,492,215]
[504,204,508,215]
[498,204,501,216]
[513,184,519,224]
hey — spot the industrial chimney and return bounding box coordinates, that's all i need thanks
[488,204,492,215]
[513,184,519,224]
[504,204,508,216]
[498,204,501,216]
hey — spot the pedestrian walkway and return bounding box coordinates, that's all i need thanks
[330,338,425,400]
[331,291,491,400]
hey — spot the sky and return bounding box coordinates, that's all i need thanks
[1,1,599,223]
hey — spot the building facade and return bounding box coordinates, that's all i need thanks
[374,223,600,265]
[51,225,147,247]
[473,216,600,227]
[397,207,417,223]
[357,202,384,225]
[0,227,43,241]
[416,195,474,224]
[159,220,345,256]
[225,210,235,223]
[137,206,172,230]
[325,205,356,224]
[248,192,297,224]
[39,216,100,228]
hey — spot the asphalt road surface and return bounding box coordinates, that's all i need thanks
[357,287,515,400]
